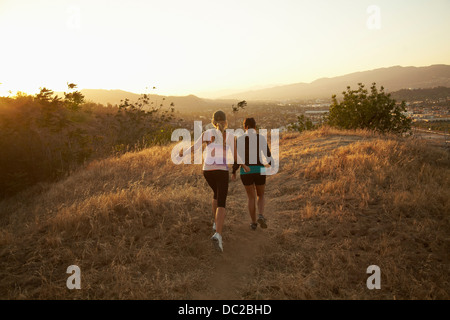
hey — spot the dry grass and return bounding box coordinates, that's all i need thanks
[246,127,449,299]
[0,145,213,299]
[0,126,449,299]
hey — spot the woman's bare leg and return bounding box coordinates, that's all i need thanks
[215,207,226,235]
[255,184,265,216]
[212,199,218,222]
[244,185,257,224]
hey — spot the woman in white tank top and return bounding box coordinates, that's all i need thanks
[181,110,248,252]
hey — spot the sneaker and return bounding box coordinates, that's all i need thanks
[211,233,223,252]
[213,222,216,232]
[250,223,257,231]
[257,215,267,229]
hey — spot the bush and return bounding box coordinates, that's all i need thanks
[327,83,412,134]
[0,84,177,198]
[287,114,316,132]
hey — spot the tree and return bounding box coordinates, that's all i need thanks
[327,83,411,134]
[287,114,315,132]
[114,93,176,150]
[231,100,247,126]
[64,83,85,111]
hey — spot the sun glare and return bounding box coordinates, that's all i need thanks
[0,0,449,97]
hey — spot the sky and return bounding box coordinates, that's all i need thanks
[0,0,449,98]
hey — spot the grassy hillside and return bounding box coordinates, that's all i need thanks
[0,127,449,299]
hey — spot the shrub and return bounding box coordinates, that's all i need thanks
[327,83,411,134]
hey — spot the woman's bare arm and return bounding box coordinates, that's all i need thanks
[233,136,250,173]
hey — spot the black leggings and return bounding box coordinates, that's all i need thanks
[203,170,229,208]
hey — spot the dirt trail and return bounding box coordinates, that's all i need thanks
[191,182,278,300]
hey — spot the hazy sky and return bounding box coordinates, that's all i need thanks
[1,0,449,97]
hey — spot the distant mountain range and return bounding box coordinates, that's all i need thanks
[221,64,450,101]
[69,65,450,107]
[72,89,209,110]
[70,89,237,111]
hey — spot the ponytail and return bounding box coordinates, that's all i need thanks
[212,120,228,146]
[214,121,225,133]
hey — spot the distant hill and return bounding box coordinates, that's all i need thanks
[55,65,450,106]
[60,89,211,111]
[222,65,450,101]
[76,89,244,112]
[389,86,450,102]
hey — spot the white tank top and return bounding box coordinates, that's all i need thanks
[202,129,234,171]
